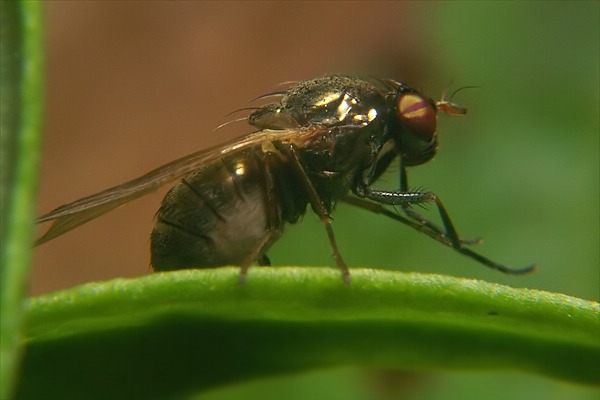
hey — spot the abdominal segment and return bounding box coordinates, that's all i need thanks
[150,152,275,271]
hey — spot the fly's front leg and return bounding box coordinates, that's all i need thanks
[342,195,456,247]
[353,185,534,274]
[357,185,463,249]
[398,162,480,246]
[285,145,351,284]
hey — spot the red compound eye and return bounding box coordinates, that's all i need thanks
[397,93,436,142]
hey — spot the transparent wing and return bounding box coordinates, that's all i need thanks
[36,128,318,245]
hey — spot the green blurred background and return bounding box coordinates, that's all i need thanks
[33,2,598,399]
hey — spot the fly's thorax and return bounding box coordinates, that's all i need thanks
[249,76,396,211]
[280,76,384,128]
[250,75,386,131]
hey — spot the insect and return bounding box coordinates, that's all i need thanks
[37,75,534,283]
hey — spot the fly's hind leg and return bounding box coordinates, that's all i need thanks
[238,228,279,283]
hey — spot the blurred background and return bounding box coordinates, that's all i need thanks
[32,2,598,399]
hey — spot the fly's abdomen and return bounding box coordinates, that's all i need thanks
[150,152,273,271]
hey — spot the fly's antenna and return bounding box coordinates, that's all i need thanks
[436,85,479,115]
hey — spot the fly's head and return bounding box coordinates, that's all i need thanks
[384,80,468,166]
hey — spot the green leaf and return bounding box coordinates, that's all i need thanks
[0,2,44,399]
[16,267,600,399]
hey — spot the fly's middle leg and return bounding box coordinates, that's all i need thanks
[285,145,351,284]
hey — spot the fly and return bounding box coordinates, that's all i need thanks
[36,75,535,283]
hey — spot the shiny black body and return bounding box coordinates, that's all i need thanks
[37,75,534,281]
[152,76,394,270]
